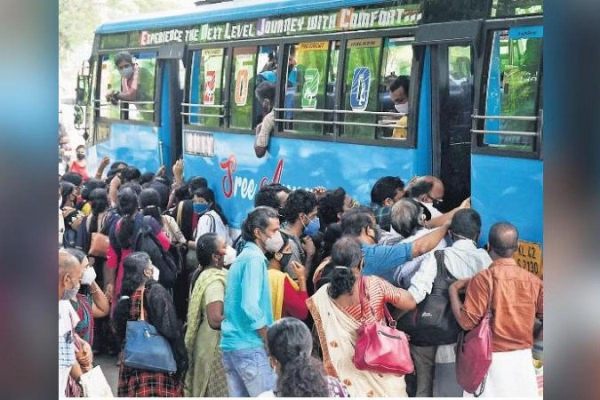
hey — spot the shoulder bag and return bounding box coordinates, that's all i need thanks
[88,214,109,258]
[455,271,494,396]
[353,276,414,375]
[79,365,113,397]
[123,287,177,373]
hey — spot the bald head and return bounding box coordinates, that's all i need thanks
[422,176,444,199]
[488,222,519,258]
[59,250,80,299]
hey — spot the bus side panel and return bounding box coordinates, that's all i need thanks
[472,154,543,245]
[416,46,433,176]
[184,133,419,229]
[96,123,160,173]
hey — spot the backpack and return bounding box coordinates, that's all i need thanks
[133,216,178,289]
[397,250,461,347]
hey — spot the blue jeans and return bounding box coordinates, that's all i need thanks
[222,347,276,397]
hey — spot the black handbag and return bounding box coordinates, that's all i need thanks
[398,250,461,346]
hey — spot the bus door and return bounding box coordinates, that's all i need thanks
[157,43,186,167]
[414,21,482,211]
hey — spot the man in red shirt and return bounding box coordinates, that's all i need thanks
[449,222,543,397]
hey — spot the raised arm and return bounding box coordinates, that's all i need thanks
[411,222,450,258]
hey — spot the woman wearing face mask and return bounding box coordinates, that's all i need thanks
[192,187,232,246]
[60,181,85,248]
[307,236,417,397]
[70,145,89,182]
[63,248,110,347]
[113,252,188,397]
[266,233,309,322]
[184,233,229,397]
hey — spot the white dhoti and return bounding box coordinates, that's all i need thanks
[464,348,539,397]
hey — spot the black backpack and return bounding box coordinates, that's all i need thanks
[397,250,461,346]
[133,217,178,289]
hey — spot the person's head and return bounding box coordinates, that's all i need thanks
[318,187,347,226]
[173,183,190,203]
[59,181,77,208]
[106,161,127,184]
[407,176,444,208]
[75,145,86,161]
[81,178,106,201]
[389,75,410,105]
[139,188,162,224]
[59,134,70,148]
[58,249,83,301]
[196,233,227,269]
[449,209,482,243]
[281,189,318,228]
[148,180,170,210]
[255,81,276,113]
[120,252,156,296]
[63,248,96,289]
[371,176,405,207]
[390,198,425,238]
[271,233,293,270]
[267,318,329,398]
[328,236,364,299]
[61,171,83,194]
[120,166,141,184]
[255,183,290,209]
[187,176,208,195]
[241,206,281,253]
[88,188,109,216]
[117,187,138,216]
[139,172,155,186]
[114,51,134,79]
[341,207,379,244]
[320,222,343,259]
[193,187,229,225]
[488,222,519,259]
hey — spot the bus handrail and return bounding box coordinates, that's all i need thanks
[471,115,538,121]
[274,107,405,117]
[274,118,335,125]
[181,112,224,118]
[120,100,155,105]
[470,129,538,137]
[181,103,225,109]
[273,107,331,113]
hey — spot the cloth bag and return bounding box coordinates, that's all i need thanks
[88,232,109,257]
[79,365,113,397]
[353,277,414,375]
[123,287,177,373]
[455,273,494,396]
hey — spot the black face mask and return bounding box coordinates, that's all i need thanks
[280,253,292,269]
[76,153,85,160]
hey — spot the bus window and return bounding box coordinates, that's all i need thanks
[482,30,542,152]
[188,48,227,128]
[378,38,413,140]
[341,38,382,140]
[98,52,157,122]
[254,45,279,127]
[282,41,330,135]
[490,0,543,18]
[230,47,257,130]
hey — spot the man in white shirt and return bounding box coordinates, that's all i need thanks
[407,209,492,397]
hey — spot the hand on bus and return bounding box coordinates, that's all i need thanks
[172,159,184,180]
[460,197,471,209]
[99,156,110,170]
[157,165,166,176]
[312,186,327,197]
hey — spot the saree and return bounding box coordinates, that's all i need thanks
[184,268,228,397]
[267,269,299,321]
[307,284,407,398]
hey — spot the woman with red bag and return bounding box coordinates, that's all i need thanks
[307,236,416,397]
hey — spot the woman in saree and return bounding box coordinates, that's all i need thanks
[267,234,309,321]
[307,236,417,397]
[184,233,229,397]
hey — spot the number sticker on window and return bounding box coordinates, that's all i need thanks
[350,67,371,111]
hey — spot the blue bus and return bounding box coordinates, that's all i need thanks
[77,0,543,278]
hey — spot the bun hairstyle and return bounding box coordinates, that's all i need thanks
[327,235,363,299]
[327,266,357,299]
[267,318,329,397]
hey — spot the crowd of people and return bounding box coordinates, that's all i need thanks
[58,151,543,398]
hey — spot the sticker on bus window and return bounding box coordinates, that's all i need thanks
[235,69,249,106]
[203,70,216,105]
[301,68,320,109]
[350,67,370,111]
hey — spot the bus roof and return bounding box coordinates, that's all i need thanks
[96,0,388,34]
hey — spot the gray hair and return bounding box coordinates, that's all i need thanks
[390,198,423,238]
[114,51,133,67]
[241,206,280,242]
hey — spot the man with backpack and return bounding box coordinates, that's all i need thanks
[403,209,491,397]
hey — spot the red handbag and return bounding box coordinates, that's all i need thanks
[455,272,494,396]
[352,276,414,376]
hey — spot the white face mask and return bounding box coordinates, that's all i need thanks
[152,266,160,281]
[81,267,97,286]
[395,102,408,114]
[264,231,284,253]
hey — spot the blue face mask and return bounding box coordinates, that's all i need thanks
[303,217,320,236]
[193,202,210,214]
[119,65,133,79]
